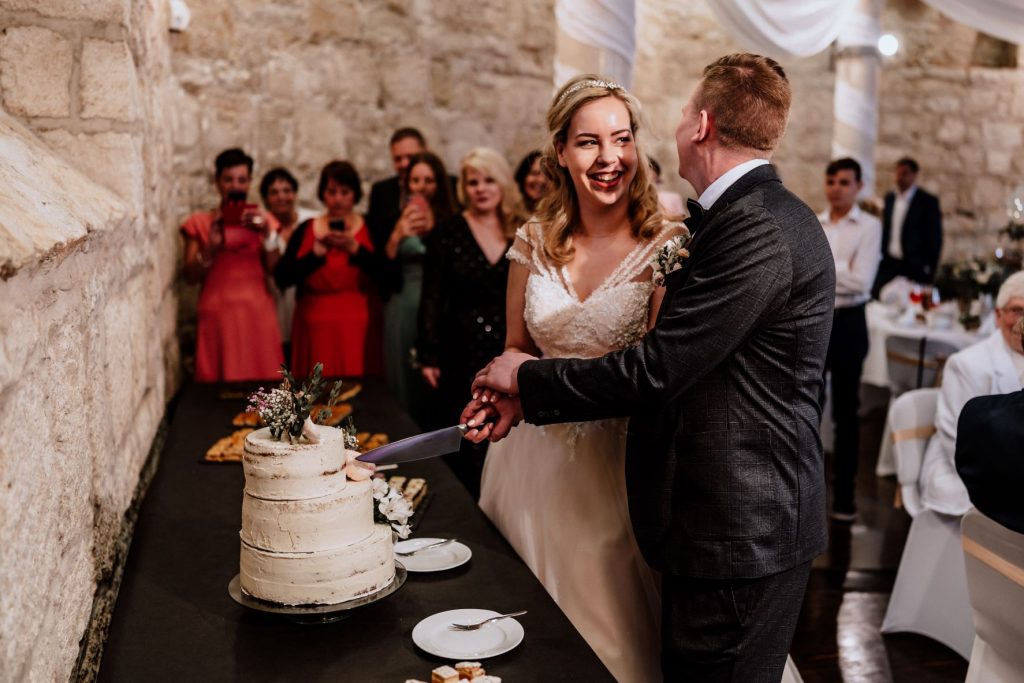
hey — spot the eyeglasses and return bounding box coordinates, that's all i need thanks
[1001,306,1024,318]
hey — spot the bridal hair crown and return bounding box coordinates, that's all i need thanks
[557,78,624,105]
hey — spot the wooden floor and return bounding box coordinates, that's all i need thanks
[790,386,969,683]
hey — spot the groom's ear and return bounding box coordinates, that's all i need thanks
[693,110,710,144]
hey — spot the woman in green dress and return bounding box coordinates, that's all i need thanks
[382,152,457,423]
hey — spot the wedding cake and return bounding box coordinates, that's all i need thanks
[238,423,395,605]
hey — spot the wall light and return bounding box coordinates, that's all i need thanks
[878,34,899,56]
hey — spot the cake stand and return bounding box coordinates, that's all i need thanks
[228,562,407,624]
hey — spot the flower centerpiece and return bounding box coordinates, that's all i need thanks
[372,478,413,539]
[650,230,692,287]
[934,258,1009,330]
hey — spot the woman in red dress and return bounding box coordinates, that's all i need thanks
[181,148,284,382]
[275,161,384,378]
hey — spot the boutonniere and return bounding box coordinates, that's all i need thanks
[651,231,692,286]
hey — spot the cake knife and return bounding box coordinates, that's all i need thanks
[355,425,468,465]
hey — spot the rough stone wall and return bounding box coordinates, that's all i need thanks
[876,1,1024,259]
[169,0,556,216]
[0,1,177,680]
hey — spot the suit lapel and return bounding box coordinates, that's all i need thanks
[988,333,1023,393]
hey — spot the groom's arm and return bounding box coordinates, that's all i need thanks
[519,207,792,425]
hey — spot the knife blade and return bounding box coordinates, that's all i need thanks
[355,425,467,465]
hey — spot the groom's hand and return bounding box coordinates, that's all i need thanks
[472,351,535,396]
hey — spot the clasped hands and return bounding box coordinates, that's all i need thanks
[460,351,535,443]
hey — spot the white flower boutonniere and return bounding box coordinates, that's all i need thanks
[651,231,692,287]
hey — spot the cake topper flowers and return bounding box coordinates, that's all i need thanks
[247,363,345,443]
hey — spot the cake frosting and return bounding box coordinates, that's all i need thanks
[239,423,395,605]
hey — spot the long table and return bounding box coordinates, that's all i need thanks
[99,380,612,681]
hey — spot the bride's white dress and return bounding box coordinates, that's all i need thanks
[479,221,676,683]
[479,221,807,683]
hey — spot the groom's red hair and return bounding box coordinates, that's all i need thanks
[697,53,791,153]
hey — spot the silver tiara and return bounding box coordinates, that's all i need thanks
[557,78,624,105]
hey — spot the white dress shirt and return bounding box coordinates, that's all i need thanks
[817,205,882,308]
[888,184,917,259]
[697,158,770,210]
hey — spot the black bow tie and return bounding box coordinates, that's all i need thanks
[684,198,705,233]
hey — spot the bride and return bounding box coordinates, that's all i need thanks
[476,75,683,683]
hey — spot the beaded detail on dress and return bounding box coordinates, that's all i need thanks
[507,221,679,360]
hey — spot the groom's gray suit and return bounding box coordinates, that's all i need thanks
[517,164,835,680]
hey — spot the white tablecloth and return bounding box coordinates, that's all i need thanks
[862,302,985,389]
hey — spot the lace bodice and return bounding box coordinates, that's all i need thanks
[508,221,683,359]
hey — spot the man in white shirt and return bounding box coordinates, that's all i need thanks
[921,271,1024,516]
[818,157,882,521]
[872,157,942,297]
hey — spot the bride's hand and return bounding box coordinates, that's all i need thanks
[462,394,522,443]
[471,351,535,396]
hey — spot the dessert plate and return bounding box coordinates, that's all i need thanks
[395,538,471,572]
[412,608,524,659]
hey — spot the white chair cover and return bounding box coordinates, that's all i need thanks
[885,335,958,397]
[882,388,939,517]
[881,508,975,659]
[962,508,1024,683]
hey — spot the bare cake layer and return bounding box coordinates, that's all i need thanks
[239,524,395,606]
[240,478,374,553]
[242,425,347,501]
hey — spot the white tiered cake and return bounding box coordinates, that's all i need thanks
[239,424,395,605]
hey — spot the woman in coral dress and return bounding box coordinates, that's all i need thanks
[180,148,283,382]
[275,160,384,379]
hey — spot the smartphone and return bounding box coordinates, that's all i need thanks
[408,194,429,213]
[329,219,347,232]
[221,190,248,227]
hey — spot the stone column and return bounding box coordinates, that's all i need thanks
[831,0,883,197]
[554,0,636,89]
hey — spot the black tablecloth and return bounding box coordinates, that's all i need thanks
[98,380,612,681]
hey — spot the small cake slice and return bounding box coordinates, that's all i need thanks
[431,665,459,683]
[454,661,484,679]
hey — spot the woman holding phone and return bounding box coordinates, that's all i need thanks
[382,152,457,421]
[275,160,383,378]
[180,147,283,382]
[416,147,525,496]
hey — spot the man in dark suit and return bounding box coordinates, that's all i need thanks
[465,54,835,681]
[872,157,943,297]
[955,319,1024,535]
[365,127,427,251]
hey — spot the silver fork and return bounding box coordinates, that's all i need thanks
[449,610,528,631]
[395,538,456,556]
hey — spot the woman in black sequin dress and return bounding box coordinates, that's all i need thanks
[417,148,525,497]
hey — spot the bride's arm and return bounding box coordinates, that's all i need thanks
[504,261,541,356]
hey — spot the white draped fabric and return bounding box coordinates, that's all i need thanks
[922,0,1024,46]
[703,0,858,59]
[554,0,636,88]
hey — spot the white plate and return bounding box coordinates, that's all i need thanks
[394,538,472,573]
[412,608,524,659]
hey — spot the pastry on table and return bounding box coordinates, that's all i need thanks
[204,429,254,462]
[338,383,362,401]
[454,662,485,679]
[310,402,352,426]
[431,666,459,683]
[357,432,389,451]
[231,411,263,427]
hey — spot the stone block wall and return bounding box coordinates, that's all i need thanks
[0,1,177,680]
[168,0,556,216]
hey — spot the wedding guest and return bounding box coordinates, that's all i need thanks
[921,271,1024,515]
[383,152,458,423]
[259,167,319,359]
[649,157,685,217]
[513,150,548,213]
[955,318,1024,534]
[818,158,882,521]
[181,148,283,382]
[366,127,426,251]
[417,147,524,496]
[275,160,384,378]
[872,157,942,296]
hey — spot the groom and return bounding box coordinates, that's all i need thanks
[464,53,835,681]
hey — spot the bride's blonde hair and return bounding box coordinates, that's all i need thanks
[534,74,664,265]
